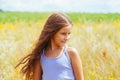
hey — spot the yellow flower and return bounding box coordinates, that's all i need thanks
[115,45,120,50]
[0,24,4,30]
[108,77,115,80]
[95,63,99,67]
[89,70,95,76]
[7,23,13,28]
[114,20,120,27]
[6,23,16,31]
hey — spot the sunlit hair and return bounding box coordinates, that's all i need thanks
[15,12,72,80]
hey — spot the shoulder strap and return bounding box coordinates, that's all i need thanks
[64,45,71,61]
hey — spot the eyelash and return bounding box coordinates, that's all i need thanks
[61,32,71,35]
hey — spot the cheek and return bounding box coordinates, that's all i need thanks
[53,35,61,41]
[58,35,65,40]
[53,33,65,41]
[55,35,63,41]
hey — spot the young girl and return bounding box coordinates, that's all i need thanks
[16,13,84,80]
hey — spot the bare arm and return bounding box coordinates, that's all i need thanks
[33,58,43,80]
[68,47,84,80]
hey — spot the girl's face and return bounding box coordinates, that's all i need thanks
[51,25,72,47]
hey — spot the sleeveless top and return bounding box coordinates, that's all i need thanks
[40,47,75,80]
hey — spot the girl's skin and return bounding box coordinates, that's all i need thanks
[33,25,84,80]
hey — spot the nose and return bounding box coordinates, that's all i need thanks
[65,34,70,41]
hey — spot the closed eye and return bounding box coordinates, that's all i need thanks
[68,32,71,35]
[61,32,71,35]
[61,33,66,35]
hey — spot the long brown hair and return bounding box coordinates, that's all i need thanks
[15,12,72,80]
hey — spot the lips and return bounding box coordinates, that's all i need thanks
[61,41,67,43]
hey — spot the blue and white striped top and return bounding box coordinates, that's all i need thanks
[40,47,75,80]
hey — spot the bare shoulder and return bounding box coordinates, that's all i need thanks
[67,47,84,80]
[67,47,79,58]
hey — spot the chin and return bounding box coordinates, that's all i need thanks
[60,43,66,47]
[57,42,67,47]
[56,44,64,48]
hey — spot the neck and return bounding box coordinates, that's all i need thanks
[46,43,64,51]
[47,45,64,51]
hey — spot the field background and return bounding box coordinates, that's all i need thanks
[0,12,120,80]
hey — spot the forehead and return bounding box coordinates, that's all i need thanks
[59,25,72,32]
